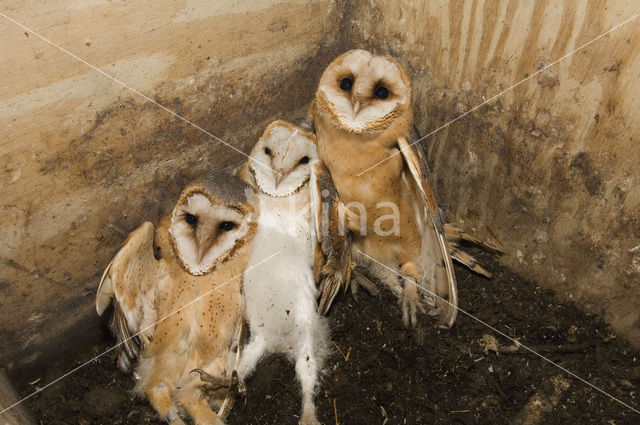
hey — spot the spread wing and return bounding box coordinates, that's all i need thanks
[95,221,169,371]
[310,160,352,315]
[398,132,458,328]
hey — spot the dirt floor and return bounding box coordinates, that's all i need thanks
[10,251,640,424]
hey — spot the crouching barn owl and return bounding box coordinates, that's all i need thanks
[310,49,460,328]
[95,173,256,425]
[238,120,347,425]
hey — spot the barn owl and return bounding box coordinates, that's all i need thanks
[95,173,256,425]
[238,121,332,425]
[309,49,461,329]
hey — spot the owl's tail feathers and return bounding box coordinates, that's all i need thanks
[317,252,352,316]
[315,182,354,316]
[443,223,502,279]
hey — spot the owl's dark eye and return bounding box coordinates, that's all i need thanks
[219,221,236,232]
[374,86,389,99]
[185,213,198,226]
[339,77,353,91]
[298,156,310,164]
[264,147,272,155]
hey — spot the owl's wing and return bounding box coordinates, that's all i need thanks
[95,222,168,371]
[398,132,458,328]
[310,160,352,315]
[443,222,502,278]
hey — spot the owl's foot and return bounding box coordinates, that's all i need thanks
[192,369,230,390]
[350,268,380,301]
[426,304,443,316]
[191,369,245,398]
[398,280,425,328]
[298,411,321,425]
[167,412,187,425]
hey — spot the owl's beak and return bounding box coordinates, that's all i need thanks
[352,99,362,116]
[274,168,289,189]
[196,225,217,263]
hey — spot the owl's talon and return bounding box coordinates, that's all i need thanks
[192,368,234,391]
[350,269,380,298]
[398,283,424,329]
[298,410,321,425]
[427,305,443,317]
[167,412,187,425]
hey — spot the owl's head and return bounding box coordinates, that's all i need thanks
[248,120,318,197]
[316,49,412,134]
[169,173,255,275]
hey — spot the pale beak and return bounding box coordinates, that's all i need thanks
[196,224,217,263]
[352,99,361,116]
[274,168,289,189]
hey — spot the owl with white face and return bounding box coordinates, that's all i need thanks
[310,49,459,329]
[238,120,346,425]
[96,173,256,425]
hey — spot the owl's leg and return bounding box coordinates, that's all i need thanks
[235,334,267,384]
[176,386,225,425]
[144,382,186,425]
[295,334,321,425]
[398,260,427,328]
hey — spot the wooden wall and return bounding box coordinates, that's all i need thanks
[348,0,640,346]
[0,0,348,373]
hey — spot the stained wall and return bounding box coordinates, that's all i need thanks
[348,0,640,346]
[0,0,348,372]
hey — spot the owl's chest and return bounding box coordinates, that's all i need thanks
[318,133,403,205]
[154,255,243,348]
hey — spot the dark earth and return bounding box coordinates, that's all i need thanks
[10,251,640,424]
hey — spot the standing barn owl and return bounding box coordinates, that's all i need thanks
[238,121,335,425]
[95,173,256,425]
[309,49,461,329]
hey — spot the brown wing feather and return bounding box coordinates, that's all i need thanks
[311,160,353,315]
[444,223,502,253]
[398,136,458,328]
[444,222,502,278]
[95,221,168,371]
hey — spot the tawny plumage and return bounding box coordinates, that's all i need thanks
[310,49,459,328]
[443,222,502,278]
[95,173,256,425]
[238,121,333,425]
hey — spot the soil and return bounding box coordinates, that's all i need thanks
[11,251,640,424]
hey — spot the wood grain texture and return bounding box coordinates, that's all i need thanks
[0,0,348,372]
[348,0,640,346]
